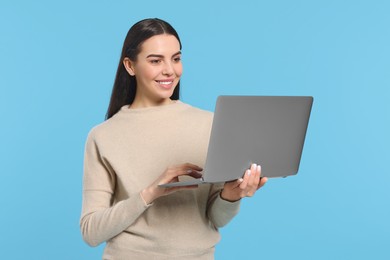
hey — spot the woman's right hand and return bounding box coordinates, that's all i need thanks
[140,163,203,204]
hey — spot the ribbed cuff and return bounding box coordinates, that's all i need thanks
[139,191,154,207]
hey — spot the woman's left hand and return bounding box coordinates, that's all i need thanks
[220,163,267,202]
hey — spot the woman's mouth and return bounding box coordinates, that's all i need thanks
[156,80,174,89]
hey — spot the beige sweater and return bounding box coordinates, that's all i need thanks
[80,101,240,260]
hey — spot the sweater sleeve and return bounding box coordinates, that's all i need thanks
[79,131,151,247]
[206,183,241,228]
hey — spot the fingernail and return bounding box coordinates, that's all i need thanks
[252,163,256,168]
[187,169,192,173]
[247,170,251,176]
[257,165,261,172]
[238,178,244,183]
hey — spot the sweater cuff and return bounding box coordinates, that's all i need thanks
[139,191,154,207]
[216,192,241,211]
[120,191,153,217]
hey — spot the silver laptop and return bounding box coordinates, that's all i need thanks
[160,95,313,187]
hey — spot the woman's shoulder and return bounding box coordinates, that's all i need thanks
[84,119,112,143]
[175,102,214,133]
[85,111,128,143]
[179,101,213,119]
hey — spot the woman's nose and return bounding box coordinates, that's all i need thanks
[162,61,174,76]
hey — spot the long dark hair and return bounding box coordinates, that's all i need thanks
[105,18,182,119]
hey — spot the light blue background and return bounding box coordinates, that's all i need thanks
[1,0,389,259]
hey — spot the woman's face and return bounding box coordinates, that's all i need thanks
[125,34,182,108]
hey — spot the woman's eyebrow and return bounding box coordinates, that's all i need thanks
[146,51,181,59]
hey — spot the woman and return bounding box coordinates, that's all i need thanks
[80,18,267,260]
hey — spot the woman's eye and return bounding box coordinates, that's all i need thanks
[173,57,181,62]
[150,59,161,64]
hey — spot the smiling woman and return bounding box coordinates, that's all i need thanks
[122,34,183,108]
[79,18,267,260]
[105,18,183,119]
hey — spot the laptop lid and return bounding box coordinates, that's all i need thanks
[202,95,313,182]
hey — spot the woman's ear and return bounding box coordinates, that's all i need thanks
[123,57,135,76]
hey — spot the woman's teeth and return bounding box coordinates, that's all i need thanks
[157,81,173,85]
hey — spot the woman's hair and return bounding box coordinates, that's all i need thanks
[105,18,182,119]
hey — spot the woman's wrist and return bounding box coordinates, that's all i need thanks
[220,189,241,202]
[140,186,157,205]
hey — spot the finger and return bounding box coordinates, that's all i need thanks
[184,169,203,179]
[179,163,204,178]
[252,164,261,189]
[239,169,251,190]
[163,166,201,182]
[247,164,258,189]
[167,164,202,177]
[244,164,261,197]
[257,177,268,190]
[181,163,203,171]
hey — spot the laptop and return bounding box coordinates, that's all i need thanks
[160,95,313,187]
